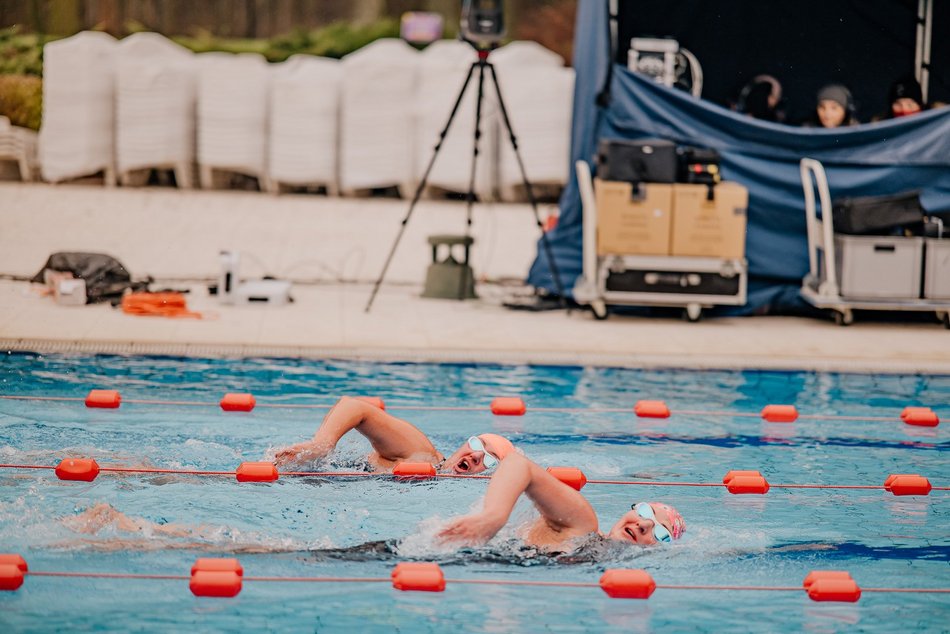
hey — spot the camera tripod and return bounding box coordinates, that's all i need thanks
[365,45,567,312]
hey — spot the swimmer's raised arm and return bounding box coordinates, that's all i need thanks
[274,396,441,468]
[437,453,598,547]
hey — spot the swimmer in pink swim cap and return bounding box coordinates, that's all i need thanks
[274,396,514,475]
[437,452,684,550]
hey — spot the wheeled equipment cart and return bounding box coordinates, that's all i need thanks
[572,160,747,321]
[799,158,950,328]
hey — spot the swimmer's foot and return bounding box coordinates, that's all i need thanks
[63,503,144,534]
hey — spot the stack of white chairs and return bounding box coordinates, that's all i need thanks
[196,52,270,190]
[414,40,495,199]
[490,41,574,200]
[339,39,419,196]
[268,55,342,194]
[39,31,117,184]
[115,32,196,188]
[0,116,38,181]
[32,33,572,198]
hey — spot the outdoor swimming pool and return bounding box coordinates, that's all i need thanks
[0,352,947,632]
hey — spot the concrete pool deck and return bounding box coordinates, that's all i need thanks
[1,182,948,374]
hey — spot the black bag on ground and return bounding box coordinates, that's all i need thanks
[596,138,678,184]
[831,191,925,235]
[31,252,147,304]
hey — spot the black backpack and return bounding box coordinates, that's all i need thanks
[31,252,149,304]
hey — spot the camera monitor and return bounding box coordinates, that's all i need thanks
[460,0,506,47]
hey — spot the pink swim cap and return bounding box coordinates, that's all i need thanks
[477,433,516,461]
[653,503,686,540]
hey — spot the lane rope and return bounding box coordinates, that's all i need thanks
[1,393,940,425]
[0,462,945,493]
[10,567,950,595]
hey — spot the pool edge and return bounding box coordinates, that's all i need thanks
[3,338,948,375]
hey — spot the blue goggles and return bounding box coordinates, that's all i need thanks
[632,502,672,544]
[467,436,499,470]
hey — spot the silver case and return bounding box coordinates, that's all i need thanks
[834,235,923,300]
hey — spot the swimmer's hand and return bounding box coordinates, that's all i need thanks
[274,441,323,467]
[436,513,505,546]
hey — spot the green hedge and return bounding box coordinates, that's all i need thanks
[0,27,55,77]
[173,19,403,62]
[0,75,42,130]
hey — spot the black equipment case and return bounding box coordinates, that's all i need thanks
[596,138,678,184]
[831,191,924,235]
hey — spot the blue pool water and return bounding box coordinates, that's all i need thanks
[0,352,947,632]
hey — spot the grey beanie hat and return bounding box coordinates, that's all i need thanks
[817,84,851,110]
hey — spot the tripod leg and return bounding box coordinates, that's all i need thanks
[457,60,488,300]
[365,61,479,313]
[487,62,569,309]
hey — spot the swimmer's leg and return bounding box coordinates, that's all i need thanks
[62,503,142,534]
[63,503,193,537]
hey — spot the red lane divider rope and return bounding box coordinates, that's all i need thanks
[0,393,940,426]
[29,571,189,581]
[655,584,950,594]
[2,559,947,603]
[20,573,950,593]
[0,461,945,496]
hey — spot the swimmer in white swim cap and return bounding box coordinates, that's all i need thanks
[274,396,516,475]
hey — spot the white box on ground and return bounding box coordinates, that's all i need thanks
[218,251,291,306]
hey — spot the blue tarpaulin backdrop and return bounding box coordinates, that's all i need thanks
[527,0,950,314]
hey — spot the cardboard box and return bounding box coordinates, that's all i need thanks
[596,179,673,256]
[671,182,748,258]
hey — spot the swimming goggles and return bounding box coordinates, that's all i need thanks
[467,435,499,470]
[632,502,672,543]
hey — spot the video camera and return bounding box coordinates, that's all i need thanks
[460,0,505,49]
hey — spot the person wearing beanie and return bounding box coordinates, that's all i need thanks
[804,83,859,128]
[438,451,685,551]
[885,74,924,118]
[275,395,516,474]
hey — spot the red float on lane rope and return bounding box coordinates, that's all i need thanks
[600,569,656,599]
[901,407,939,427]
[192,558,243,577]
[0,554,27,591]
[85,389,121,409]
[884,474,932,496]
[391,562,445,592]
[547,466,587,491]
[0,564,24,591]
[235,462,278,483]
[807,578,862,603]
[726,474,770,494]
[55,458,100,482]
[634,400,670,418]
[220,393,256,412]
[0,554,27,572]
[722,470,764,486]
[803,570,852,589]
[392,462,436,479]
[190,570,242,598]
[761,404,798,423]
[490,397,526,416]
